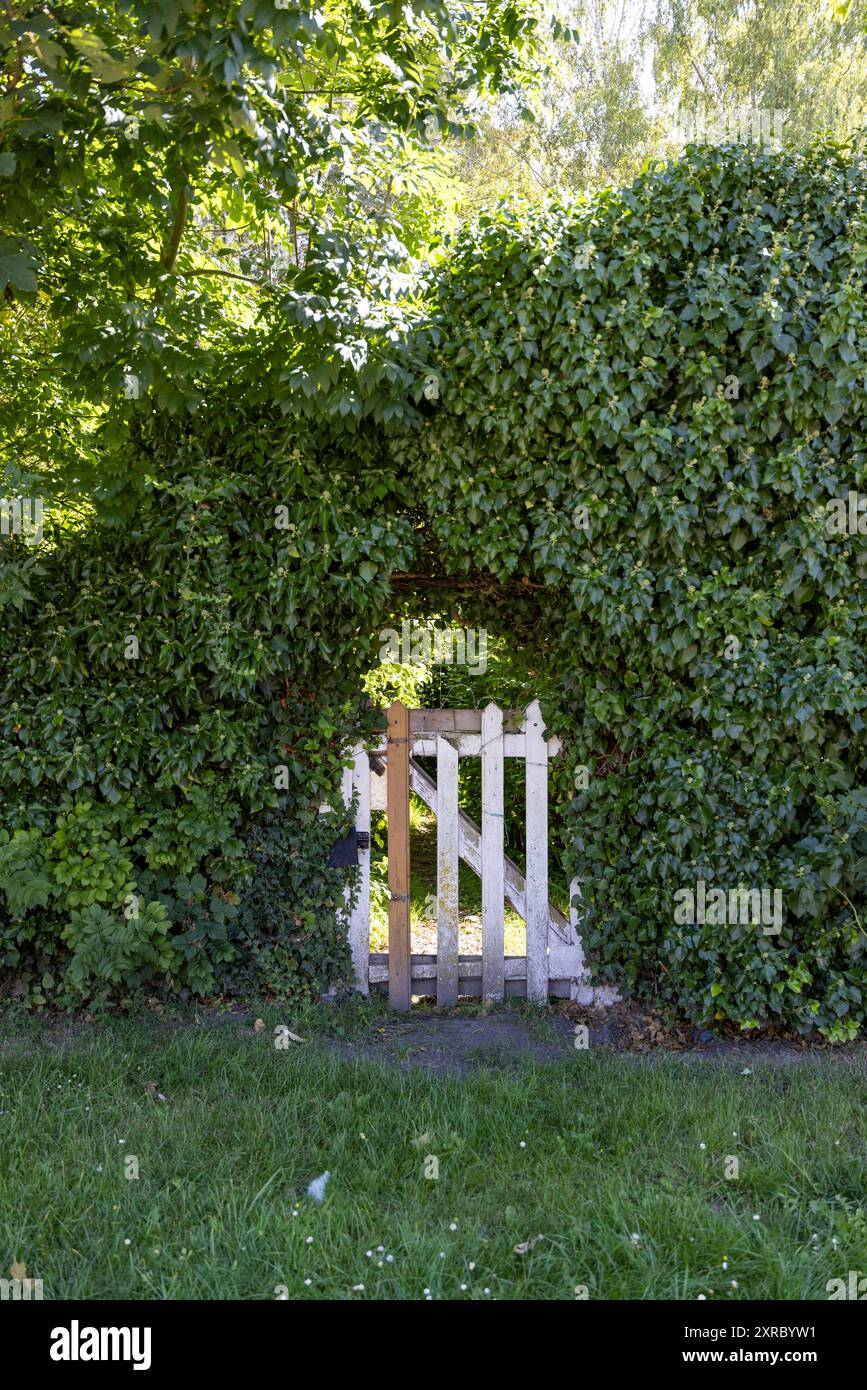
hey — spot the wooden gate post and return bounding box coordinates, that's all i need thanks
[386,700,411,1010]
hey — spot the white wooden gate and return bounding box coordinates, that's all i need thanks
[339,700,617,1010]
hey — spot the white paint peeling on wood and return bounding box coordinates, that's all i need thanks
[481,702,505,1002]
[524,699,548,1005]
[566,873,621,1006]
[347,743,370,995]
[436,736,459,1007]
[325,704,618,1009]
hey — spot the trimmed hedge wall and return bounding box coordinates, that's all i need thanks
[393,139,867,1039]
[0,411,412,1005]
[1,140,865,1034]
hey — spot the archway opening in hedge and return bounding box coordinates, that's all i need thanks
[357,578,574,968]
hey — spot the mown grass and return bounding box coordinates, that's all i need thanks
[1,1011,865,1300]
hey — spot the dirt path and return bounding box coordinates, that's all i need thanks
[325,1008,867,1076]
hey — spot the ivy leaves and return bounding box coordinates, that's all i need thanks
[395,140,867,1037]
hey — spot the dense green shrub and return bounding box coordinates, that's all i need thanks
[392,139,867,1039]
[0,408,412,1005]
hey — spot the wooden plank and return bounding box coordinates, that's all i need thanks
[367,954,576,1000]
[524,699,549,1005]
[410,709,521,734]
[369,954,528,981]
[410,709,457,733]
[348,743,370,995]
[373,709,524,736]
[368,732,547,759]
[481,702,504,1002]
[454,709,483,732]
[340,757,354,970]
[386,700,411,1010]
[435,736,459,1007]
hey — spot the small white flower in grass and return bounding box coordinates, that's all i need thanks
[483,1287,491,1295]
[731,1280,738,1288]
[118,1139,126,1144]
[630,1233,640,1246]
[449,1222,457,1231]
[699,1142,706,1150]
[304,1278,312,1286]
[722,1260,728,1270]
[752,1214,761,1222]
[468,1262,476,1271]
[377,1244,384,1253]
[366,1251,372,1259]
[519,1141,526,1149]
[352,1284,365,1292]
[740,1068,752,1076]
[386,1254,394,1263]
[697,1294,706,1301]
[831,1236,840,1248]
[377,1261,383,1267]
[307,1171,331,1204]
[423,1287,430,1296]
[306,1235,314,1245]
[425,1294,433,1301]
[124,1239,131,1246]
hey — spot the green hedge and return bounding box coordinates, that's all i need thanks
[392,139,867,1039]
[1,139,865,1035]
[0,410,412,1005]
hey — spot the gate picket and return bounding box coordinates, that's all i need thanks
[333,701,608,1007]
[348,743,370,994]
[386,701,411,1010]
[524,700,549,1005]
[435,735,459,1007]
[481,702,505,1002]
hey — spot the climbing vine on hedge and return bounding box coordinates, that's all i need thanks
[0,404,413,1005]
[393,139,867,1039]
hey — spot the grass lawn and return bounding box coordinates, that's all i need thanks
[1,1006,865,1300]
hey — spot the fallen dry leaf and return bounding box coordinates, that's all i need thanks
[273,1024,305,1044]
[513,1235,544,1255]
[253,1018,266,1033]
[10,1261,27,1281]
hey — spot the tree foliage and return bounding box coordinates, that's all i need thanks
[1,0,550,460]
[453,0,867,212]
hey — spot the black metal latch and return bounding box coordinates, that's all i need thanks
[327,829,370,867]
